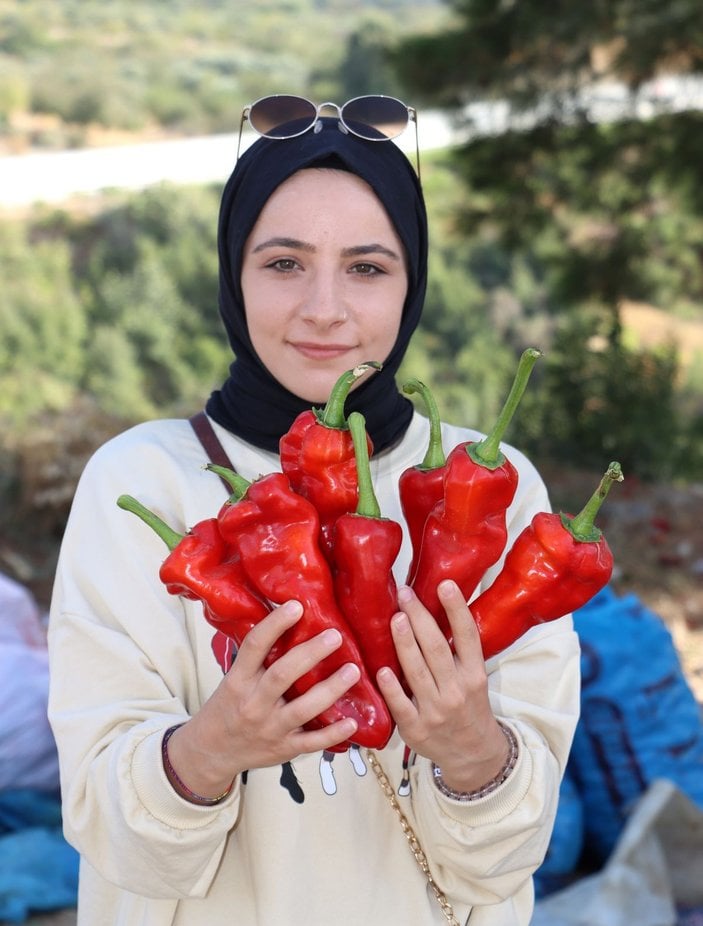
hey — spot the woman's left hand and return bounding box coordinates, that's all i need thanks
[376,579,510,793]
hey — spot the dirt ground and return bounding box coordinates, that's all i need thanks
[24,912,76,926]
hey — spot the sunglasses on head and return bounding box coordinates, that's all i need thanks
[237,93,420,178]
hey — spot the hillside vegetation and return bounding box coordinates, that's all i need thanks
[0,0,445,152]
[2,0,703,610]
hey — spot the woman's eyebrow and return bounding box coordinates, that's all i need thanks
[341,243,402,261]
[251,237,402,262]
[251,236,314,253]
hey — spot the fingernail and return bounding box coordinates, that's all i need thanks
[321,628,342,647]
[397,585,413,604]
[340,662,360,683]
[438,579,457,598]
[283,600,303,618]
[392,612,410,634]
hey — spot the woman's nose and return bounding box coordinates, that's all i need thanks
[300,272,348,326]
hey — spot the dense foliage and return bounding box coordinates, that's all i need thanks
[0,0,442,149]
[390,0,703,479]
[2,0,703,559]
[2,154,700,486]
[0,185,224,424]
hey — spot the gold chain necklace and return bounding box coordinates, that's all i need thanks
[366,750,463,926]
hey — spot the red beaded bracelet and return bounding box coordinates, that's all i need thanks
[162,724,234,806]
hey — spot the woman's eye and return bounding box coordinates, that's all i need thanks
[268,258,299,272]
[351,262,382,276]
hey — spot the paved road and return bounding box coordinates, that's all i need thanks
[0,112,458,208]
[4,76,703,210]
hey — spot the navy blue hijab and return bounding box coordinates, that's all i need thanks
[206,117,428,454]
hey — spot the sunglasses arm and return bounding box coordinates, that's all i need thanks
[236,108,251,161]
[410,109,421,184]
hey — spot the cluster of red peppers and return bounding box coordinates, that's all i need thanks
[118,352,623,752]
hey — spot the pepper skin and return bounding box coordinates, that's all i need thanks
[214,467,393,751]
[399,379,446,585]
[411,348,541,639]
[279,362,380,560]
[470,462,623,660]
[116,496,271,642]
[333,412,404,694]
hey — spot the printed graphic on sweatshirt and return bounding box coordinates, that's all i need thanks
[318,747,367,795]
[398,744,414,797]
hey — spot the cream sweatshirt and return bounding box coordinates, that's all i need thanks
[48,412,580,926]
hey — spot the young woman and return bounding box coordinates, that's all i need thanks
[48,97,580,926]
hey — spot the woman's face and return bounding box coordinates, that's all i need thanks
[240,168,408,404]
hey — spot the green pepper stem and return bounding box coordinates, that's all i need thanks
[116,494,183,551]
[205,464,250,501]
[402,379,446,470]
[348,411,381,519]
[317,362,382,429]
[562,461,624,542]
[469,347,541,469]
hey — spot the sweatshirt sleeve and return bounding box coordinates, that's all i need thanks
[405,437,582,908]
[47,424,242,899]
[409,617,580,908]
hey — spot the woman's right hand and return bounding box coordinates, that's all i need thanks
[164,600,361,800]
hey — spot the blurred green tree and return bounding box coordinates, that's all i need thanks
[335,13,405,100]
[0,224,86,424]
[394,0,703,477]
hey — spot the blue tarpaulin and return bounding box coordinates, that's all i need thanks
[0,789,78,923]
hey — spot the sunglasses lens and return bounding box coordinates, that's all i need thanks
[341,96,409,139]
[248,95,317,137]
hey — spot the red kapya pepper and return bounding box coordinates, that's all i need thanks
[411,348,541,639]
[332,411,405,693]
[116,496,271,641]
[210,464,393,752]
[279,362,380,560]
[399,379,447,585]
[470,462,623,660]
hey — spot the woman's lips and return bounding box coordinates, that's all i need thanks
[290,341,355,361]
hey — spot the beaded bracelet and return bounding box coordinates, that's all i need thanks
[431,721,519,802]
[162,724,234,806]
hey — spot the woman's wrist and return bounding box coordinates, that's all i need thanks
[162,723,235,806]
[431,721,519,802]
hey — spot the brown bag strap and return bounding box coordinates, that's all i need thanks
[189,411,237,490]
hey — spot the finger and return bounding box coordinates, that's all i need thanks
[387,608,441,706]
[438,580,484,666]
[234,600,304,679]
[292,717,359,755]
[376,665,417,726]
[282,661,361,732]
[260,626,347,702]
[395,587,453,687]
